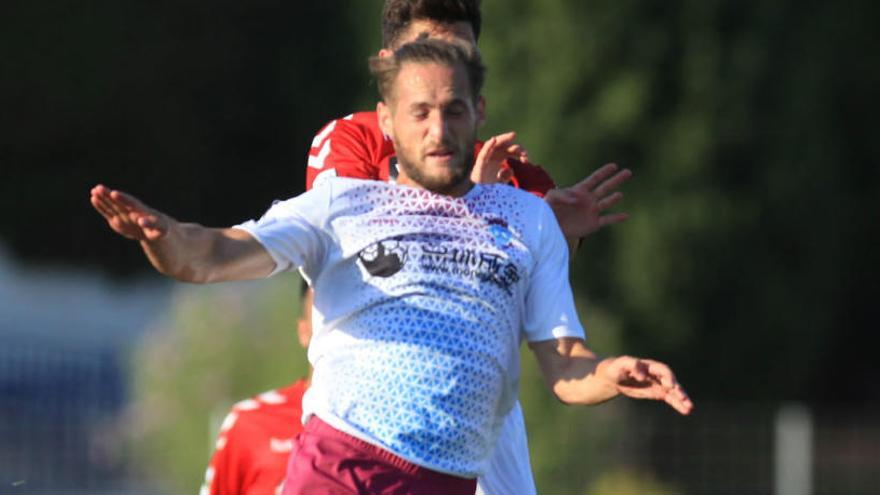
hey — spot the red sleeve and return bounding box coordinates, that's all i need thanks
[306,114,388,190]
[505,158,556,198]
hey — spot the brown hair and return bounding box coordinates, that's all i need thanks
[382,0,482,48]
[370,38,486,104]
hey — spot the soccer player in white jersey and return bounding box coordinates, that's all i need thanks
[91,39,692,494]
[305,2,633,494]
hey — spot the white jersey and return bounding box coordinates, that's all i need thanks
[477,401,537,495]
[236,178,584,477]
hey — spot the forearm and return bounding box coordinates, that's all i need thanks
[531,338,620,405]
[141,223,272,283]
[550,356,620,405]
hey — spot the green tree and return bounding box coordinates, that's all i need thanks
[128,276,308,494]
[480,0,879,403]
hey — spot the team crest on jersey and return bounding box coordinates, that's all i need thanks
[358,239,409,277]
[487,218,513,248]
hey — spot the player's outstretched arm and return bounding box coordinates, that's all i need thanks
[90,184,275,283]
[544,163,632,246]
[529,337,693,415]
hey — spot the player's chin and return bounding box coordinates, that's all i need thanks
[425,157,466,177]
[440,165,471,186]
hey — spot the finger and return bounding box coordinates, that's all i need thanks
[594,168,633,197]
[90,189,114,211]
[138,216,167,240]
[517,144,529,160]
[475,136,497,163]
[93,193,129,220]
[490,131,517,147]
[644,360,677,389]
[91,185,118,210]
[94,186,134,217]
[620,356,648,382]
[546,188,580,206]
[105,194,135,220]
[137,214,162,230]
[597,192,623,211]
[91,184,111,198]
[597,213,630,229]
[665,387,694,415]
[109,189,150,214]
[90,195,116,220]
[502,144,524,157]
[581,163,619,191]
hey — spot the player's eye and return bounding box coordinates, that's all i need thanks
[445,104,467,117]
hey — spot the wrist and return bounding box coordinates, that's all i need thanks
[595,357,623,397]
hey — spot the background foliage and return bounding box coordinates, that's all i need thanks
[2,0,878,493]
[128,277,306,493]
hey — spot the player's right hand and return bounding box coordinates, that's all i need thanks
[472,131,529,184]
[90,184,170,242]
[599,355,694,415]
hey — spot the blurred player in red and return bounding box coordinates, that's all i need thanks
[200,289,313,495]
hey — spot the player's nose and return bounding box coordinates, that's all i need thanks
[426,111,449,141]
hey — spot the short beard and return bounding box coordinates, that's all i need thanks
[397,148,475,195]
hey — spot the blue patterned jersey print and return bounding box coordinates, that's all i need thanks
[236,178,584,476]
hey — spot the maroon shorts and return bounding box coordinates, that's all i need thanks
[282,416,477,495]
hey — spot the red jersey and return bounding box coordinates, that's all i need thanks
[306,111,556,196]
[202,380,307,495]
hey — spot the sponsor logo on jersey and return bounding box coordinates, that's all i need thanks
[419,243,520,295]
[487,217,513,248]
[358,240,408,277]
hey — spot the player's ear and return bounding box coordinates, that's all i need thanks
[377,101,394,139]
[476,96,486,128]
[378,48,393,58]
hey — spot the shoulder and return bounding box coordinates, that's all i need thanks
[480,183,550,210]
[472,184,558,240]
[307,111,393,189]
[310,111,381,147]
[223,380,308,432]
[507,159,556,198]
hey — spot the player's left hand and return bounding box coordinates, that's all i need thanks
[544,163,632,240]
[90,184,171,242]
[471,131,529,184]
[599,356,694,415]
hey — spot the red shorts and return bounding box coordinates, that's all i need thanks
[282,416,477,495]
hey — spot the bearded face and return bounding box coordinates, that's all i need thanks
[378,61,480,196]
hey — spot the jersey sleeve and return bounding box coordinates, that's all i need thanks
[522,200,585,342]
[306,116,384,190]
[233,186,333,278]
[505,159,556,198]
